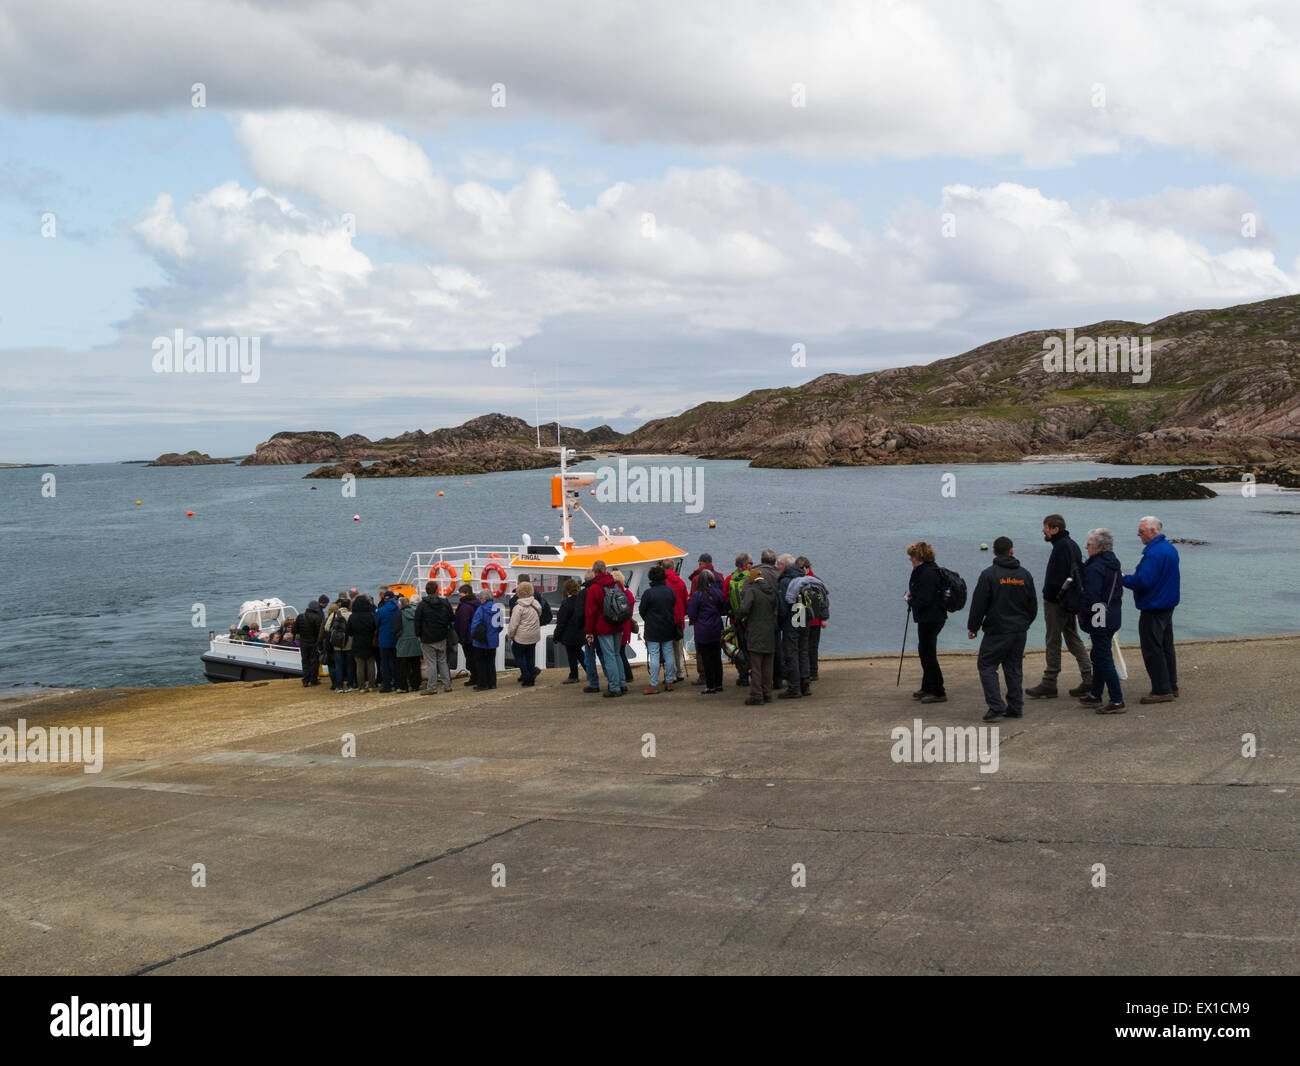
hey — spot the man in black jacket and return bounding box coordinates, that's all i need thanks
[297,598,326,687]
[1026,515,1092,699]
[967,537,1038,721]
[415,581,456,694]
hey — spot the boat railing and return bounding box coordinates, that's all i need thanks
[397,545,534,586]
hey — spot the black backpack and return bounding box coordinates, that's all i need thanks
[798,580,830,622]
[602,583,632,624]
[937,567,967,613]
[329,611,348,649]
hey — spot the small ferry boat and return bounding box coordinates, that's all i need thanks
[201,598,308,683]
[202,447,690,682]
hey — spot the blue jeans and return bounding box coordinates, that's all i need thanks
[647,641,675,687]
[379,646,398,690]
[514,641,537,685]
[333,648,355,689]
[596,633,625,692]
[583,641,600,688]
[1089,629,1123,703]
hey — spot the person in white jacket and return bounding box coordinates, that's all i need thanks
[507,580,544,687]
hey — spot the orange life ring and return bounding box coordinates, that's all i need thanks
[481,556,509,598]
[430,561,458,597]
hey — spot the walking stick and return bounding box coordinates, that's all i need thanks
[895,605,911,686]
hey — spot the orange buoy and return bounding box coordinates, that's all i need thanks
[186,510,194,516]
[464,480,470,486]
[437,491,445,496]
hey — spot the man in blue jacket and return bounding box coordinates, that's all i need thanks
[374,589,402,693]
[1122,516,1181,703]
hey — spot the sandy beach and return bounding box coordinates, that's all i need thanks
[1,635,1296,975]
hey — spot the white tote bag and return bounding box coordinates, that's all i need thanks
[1112,634,1128,680]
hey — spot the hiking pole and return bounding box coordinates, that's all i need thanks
[895,605,911,686]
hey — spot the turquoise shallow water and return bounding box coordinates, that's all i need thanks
[1,459,1295,688]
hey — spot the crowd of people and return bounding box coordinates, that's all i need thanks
[251,513,1181,718]
[908,513,1181,720]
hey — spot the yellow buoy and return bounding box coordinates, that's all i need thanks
[461,562,473,584]
[708,519,716,529]
[135,500,141,506]
[980,543,989,551]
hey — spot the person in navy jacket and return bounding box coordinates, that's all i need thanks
[1077,528,1125,713]
[1121,515,1181,703]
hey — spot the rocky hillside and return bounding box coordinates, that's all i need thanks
[241,414,624,472]
[615,295,1300,467]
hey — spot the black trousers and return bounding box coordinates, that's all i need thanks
[474,646,497,688]
[697,641,723,689]
[1138,609,1178,695]
[300,643,320,686]
[397,656,421,691]
[916,619,945,696]
[977,630,1026,715]
[564,641,584,679]
[461,641,477,685]
[783,624,811,693]
[808,625,821,679]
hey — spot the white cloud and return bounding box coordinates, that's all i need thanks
[122,112,1299,358]
[4,1,1300,173]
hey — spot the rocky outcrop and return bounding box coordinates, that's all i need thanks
[240,416,627,470]
[148,451,237,466]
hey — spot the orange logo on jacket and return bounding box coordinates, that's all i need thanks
[998,577,1026,586]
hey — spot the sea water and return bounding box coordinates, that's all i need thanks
[0,459,1295,688]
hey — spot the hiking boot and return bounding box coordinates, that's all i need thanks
[744,697,763,706]
[1003,709,1023,718]
[919,693,947,704]
[912,690,926,700]
[777,689,802,700]
[1172,688,1180,698]
[583,687,601,694]
[603,689,624,698]
[982,708,1004,722]
[1098,702,1127,714]
[563,677,580,684]
[1140,692,1175,704]
[1068,680,1093,697]
[663,683,674,692]
[1078,695,1103,706]
[643,686,660,695]
[1025,683,1058,699]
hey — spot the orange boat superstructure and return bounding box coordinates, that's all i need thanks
[391,447,689,671]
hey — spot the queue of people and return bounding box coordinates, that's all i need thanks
[270,514,1180,719]
[906,513,1181,721]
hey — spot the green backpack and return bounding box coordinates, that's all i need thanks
[728,569,750,614]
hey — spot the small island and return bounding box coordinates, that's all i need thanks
[1020,461,1300,501]
[148,450,239,467]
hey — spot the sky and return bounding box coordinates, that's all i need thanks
[2,0,1299,463]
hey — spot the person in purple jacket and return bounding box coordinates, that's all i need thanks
[687,571,727,694]
[453,583,480,689]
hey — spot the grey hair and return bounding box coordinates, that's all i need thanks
[592,559,606,573]
[1139,515,1163,532]
[477,588,492,601]
[1087,527,1114,552]
[760,549,777,565]
[776,553,795,567]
